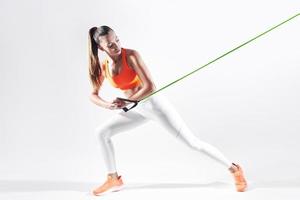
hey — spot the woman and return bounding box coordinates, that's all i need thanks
[88,26,247,196]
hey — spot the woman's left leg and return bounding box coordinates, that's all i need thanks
[142,94,232,169]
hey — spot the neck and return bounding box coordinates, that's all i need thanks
[107,49,122,63]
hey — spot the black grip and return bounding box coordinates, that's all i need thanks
[116,97,140,112]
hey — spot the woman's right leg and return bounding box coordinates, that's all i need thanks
[94,110,149,174]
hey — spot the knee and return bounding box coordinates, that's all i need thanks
[178,134,205,151]
[94,126,112,141]
[187,140,203,151]
[190,139,211,153]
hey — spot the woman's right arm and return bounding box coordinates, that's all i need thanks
[89,88,111,109]
[89,70,121,110]
[88,66,111,108]
[90,89,124,110]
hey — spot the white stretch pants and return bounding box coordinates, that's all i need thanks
[95,94,232,173]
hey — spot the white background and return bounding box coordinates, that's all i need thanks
[1,0,300,198]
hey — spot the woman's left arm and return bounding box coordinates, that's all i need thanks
[127,49,157,101]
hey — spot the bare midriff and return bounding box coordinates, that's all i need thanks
[123,84,143,98]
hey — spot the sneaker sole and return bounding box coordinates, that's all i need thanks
[93,184,124,196]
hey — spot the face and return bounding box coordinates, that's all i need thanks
[98,30,121,56]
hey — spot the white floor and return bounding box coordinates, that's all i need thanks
[1,180,300,200]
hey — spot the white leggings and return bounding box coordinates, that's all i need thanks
[95,94,232,173]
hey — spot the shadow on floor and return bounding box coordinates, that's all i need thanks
[1,179,299,193]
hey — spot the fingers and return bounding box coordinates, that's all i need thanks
[108,98,132,110]
[109,101,126,110]
[113,98,127,106]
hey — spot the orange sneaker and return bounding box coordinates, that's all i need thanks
[229,163,247,192]
[92,174,124,196]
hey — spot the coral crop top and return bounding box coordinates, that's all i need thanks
[102,48,142,90]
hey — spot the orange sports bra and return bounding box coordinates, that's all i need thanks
[102,48,142,90]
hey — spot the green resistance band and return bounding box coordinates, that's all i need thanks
[118,12,300,112]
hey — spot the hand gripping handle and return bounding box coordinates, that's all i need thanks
[116,97,140,112]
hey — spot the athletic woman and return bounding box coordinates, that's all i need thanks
[88,26,247,196]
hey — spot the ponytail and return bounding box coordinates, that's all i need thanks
[88,27,101,89]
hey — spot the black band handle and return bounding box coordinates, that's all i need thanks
[116,97,140,112]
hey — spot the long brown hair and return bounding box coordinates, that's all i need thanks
[88,26,113,89]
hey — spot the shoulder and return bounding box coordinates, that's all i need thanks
[101,59,107,68]
[100,59,107,77]
[125,48,143,66]
[125,48,139,55]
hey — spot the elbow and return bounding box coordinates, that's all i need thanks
[150,83,156,91]
[89,95,93,102]
[89,93,97,101]
[147,84,156,93]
